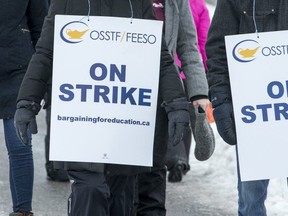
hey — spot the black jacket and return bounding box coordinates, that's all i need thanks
[0,0,47,118]
[206,0,288,108]
[17,0,186,175]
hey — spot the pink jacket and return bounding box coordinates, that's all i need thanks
[189,0,211,71]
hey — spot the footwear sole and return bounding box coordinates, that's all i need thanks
[194,111,216,161]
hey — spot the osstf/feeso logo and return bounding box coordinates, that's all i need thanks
[60,21,89,44]
[232,39,260,63]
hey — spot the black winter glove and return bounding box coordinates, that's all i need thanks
[162,97,190,147]
[213,101,237,145]
[14,100,41,144]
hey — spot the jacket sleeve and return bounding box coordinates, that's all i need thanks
[176,0,208,100]
[26,0,48,47]
[142,0,186,102]
[206,0,240,107]
[17,0,67,105]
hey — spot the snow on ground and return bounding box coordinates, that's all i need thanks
[186,123,288,216]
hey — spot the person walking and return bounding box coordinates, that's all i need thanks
[133,0,214,215]
[154,0,214,185]
[165,0,215,183]
[42,0,69,183]
[14,0,190,215]
[0,0,47,215]
[189,0,215,124]
[206,0,288,215]
[44,103,69,181]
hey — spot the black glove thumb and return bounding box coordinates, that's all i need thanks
[29,118,38,134]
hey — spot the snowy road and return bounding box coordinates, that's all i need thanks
[1,111,287,215]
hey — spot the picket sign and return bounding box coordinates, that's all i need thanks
[225,30,288,181]
[49,15,163,166]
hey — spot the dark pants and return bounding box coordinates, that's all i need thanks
[135,167,166,216]
[68,171,130,216]
[133,105,168,216]
[125,175,137,216]
[45,106,69,181]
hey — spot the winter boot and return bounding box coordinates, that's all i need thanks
[168,160,186,182]
[9,211,33,216]
[46,161,69,182]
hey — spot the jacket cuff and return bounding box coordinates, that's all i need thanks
[209,86,232,108]
[161,97,189,113]
[17,100,41,115]
[190,95,208,102]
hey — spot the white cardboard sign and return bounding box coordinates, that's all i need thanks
[49,15,163,166]
[225,30,288,181]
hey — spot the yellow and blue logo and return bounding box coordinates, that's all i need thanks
[232,39,260,63]
[60,21,89,44]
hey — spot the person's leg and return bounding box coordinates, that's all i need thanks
[124,175,137,216]
[67,171,110,216]
[67,171,131,216]
[166,108,192,182]
[236,149,269,216]
[45,106,69,181]
[136,167,166,216]
[4,118,33,213]
[136,103,167,216]
[166,134,190,182]
[107,174,131,216]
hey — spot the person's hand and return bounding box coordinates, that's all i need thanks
[14,100,41,144]
[213,101,237,145]
[163,97,190,147]
[192,98,210,111]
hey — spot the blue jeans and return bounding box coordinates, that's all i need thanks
[236,148,269,216]
[3,117,33,212]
